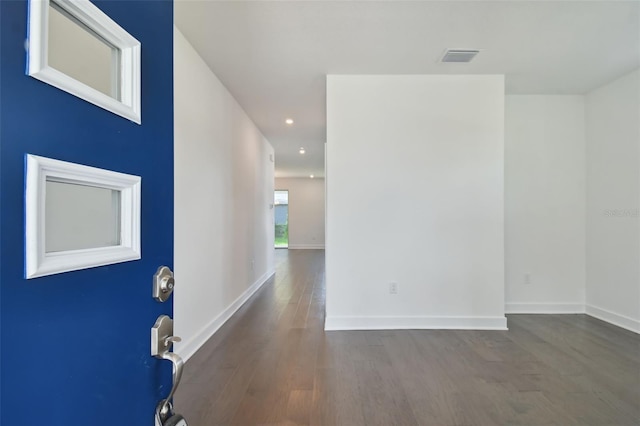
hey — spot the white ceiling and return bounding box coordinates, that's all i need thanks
[175,0,640,178]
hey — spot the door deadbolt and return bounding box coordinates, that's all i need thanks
[153,266,175,302]
[161,276,175,293]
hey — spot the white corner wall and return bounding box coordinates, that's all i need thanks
[585,69,640,333]
[275,178,325,249]
[174,27,275,360]
[505,96,586,313]
[326,75,506,331]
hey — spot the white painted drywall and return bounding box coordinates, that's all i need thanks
[505,95,586,313]
[585,69,640,333]
[173,27,275,359]
[275,178,325,249]
[325,75,506,330]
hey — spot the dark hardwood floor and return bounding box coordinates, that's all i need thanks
[175,249,640,425]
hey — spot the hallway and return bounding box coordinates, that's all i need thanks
[175,250,640,426]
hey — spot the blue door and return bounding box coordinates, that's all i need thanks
[1,0,174,424]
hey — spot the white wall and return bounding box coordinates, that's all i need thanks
[326,75,506,330]
[174,27,275,360]
[275,178,325,249]
[505,96,586,313]
[585,69,640,333]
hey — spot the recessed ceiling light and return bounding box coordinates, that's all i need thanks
[299,147,306,154]
[441,49,480,63]
[285,118,294,125]
[310,174,314,179]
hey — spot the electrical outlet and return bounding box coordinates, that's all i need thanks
[524,273,531,285]
[389,282,399,295]
[251,259,255,270]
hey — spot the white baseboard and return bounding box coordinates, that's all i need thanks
[586,304,640,334]
[324,315,508,331]
[505,302,639,334]
[506,303,585,314]
[287,244,325,249]
[177,269,275,361]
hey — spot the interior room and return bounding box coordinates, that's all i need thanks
[171,1,639,423]
[0,0,638,425]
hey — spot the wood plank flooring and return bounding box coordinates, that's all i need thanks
[174,249,640,425]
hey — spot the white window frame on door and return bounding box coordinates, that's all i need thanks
[25,154,141,279]
[27,0,142,123]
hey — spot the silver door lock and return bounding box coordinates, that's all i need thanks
[153,266,175,302]
[152,314,188,426]
[151,315,181,357]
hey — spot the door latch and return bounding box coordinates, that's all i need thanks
[151,314,188,426]
[151,315,181,357]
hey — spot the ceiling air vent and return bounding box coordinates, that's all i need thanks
[441,49,480,63]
